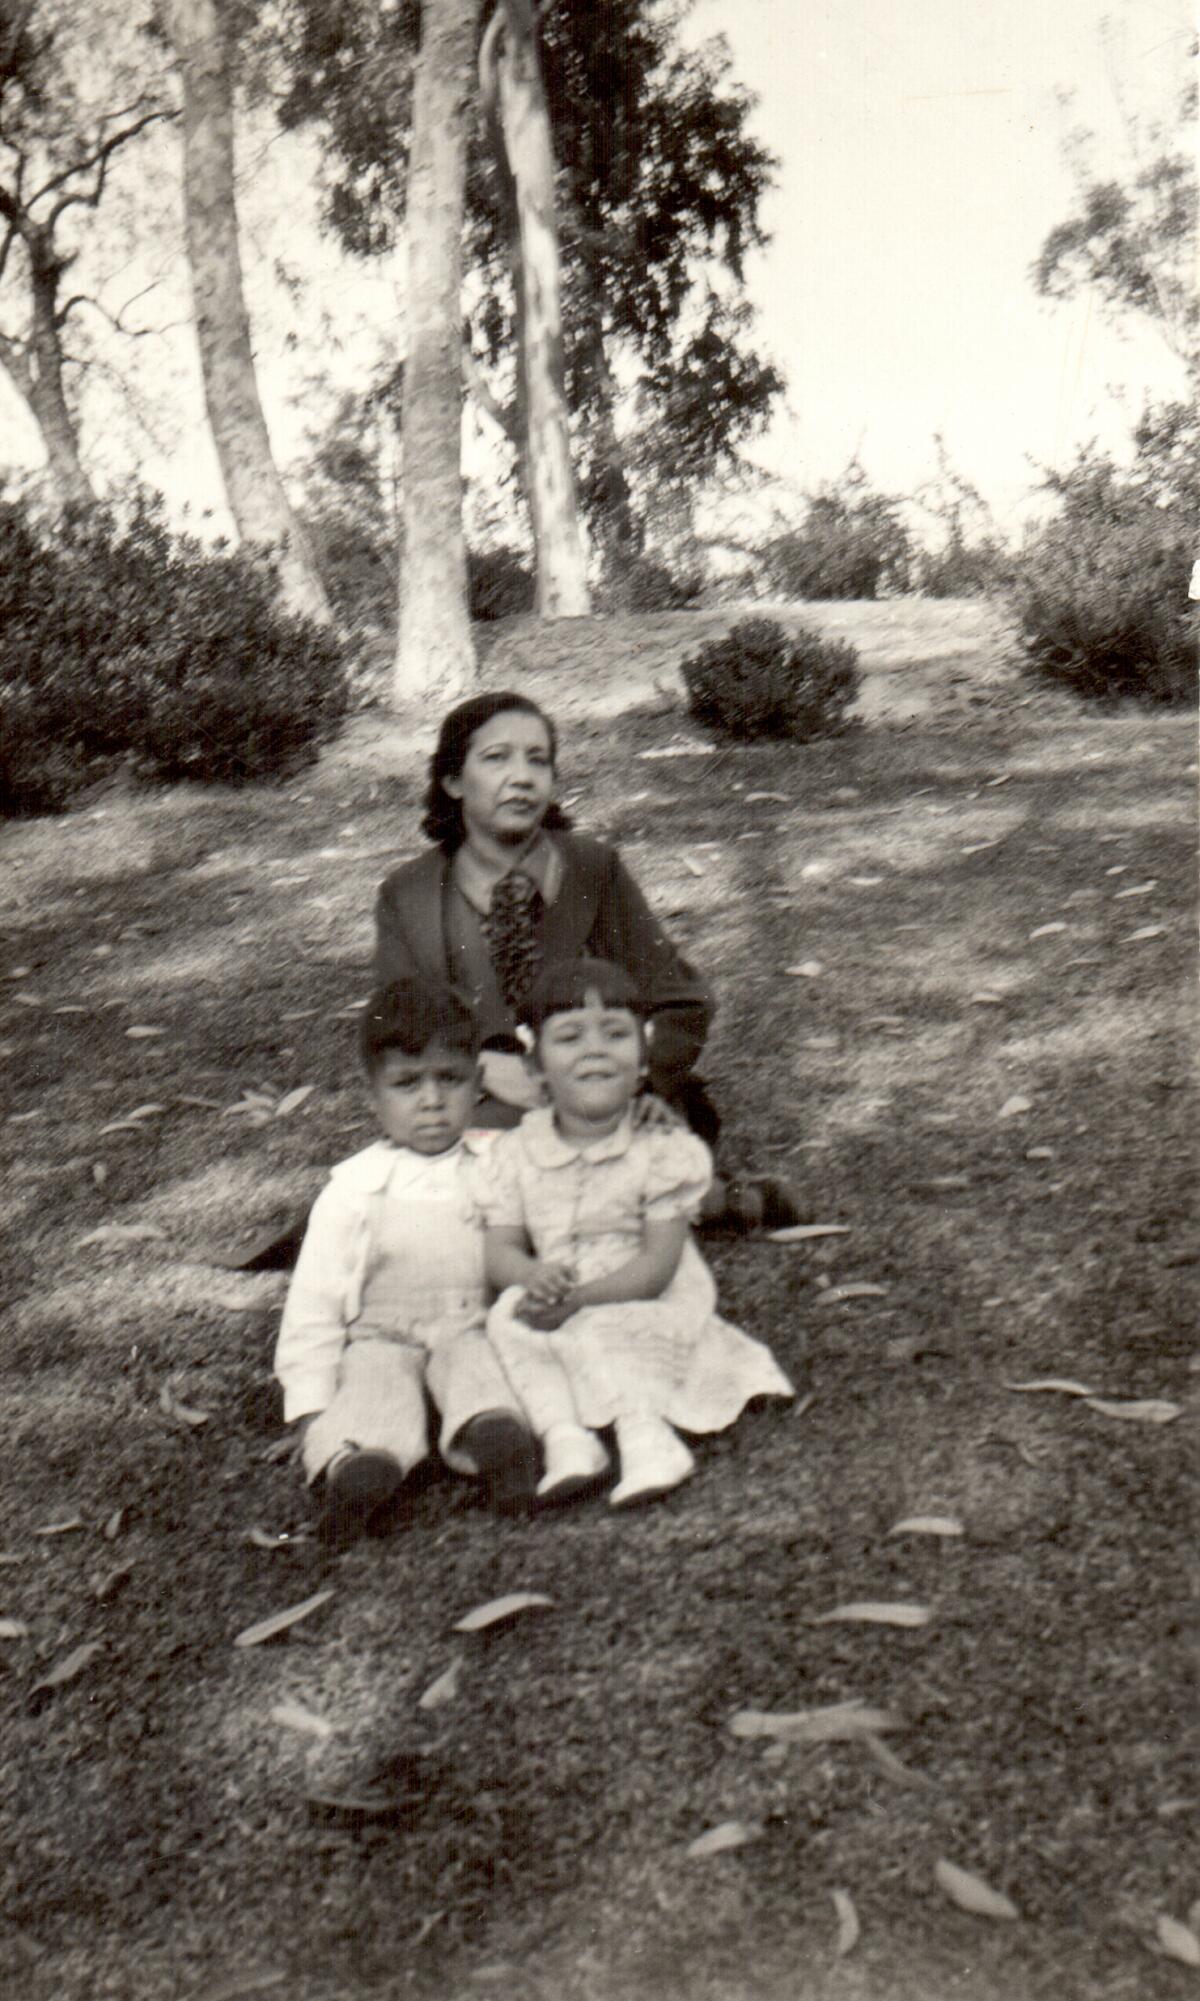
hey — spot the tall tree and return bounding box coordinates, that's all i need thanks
[396,0,477,701]
[163,0,330,623]
[0,1,171,503]
[479,0,587,614]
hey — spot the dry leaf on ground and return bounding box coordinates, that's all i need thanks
[103,1508,125,1540]
[233,1588,335,1649]
[159,1382,210,1427]
[30,1641,103,1694]
[784,961,825,979]
[968,992,1005,1006]
[998,1095,1031,1119]
[270,1700,334,1741]
[0,1618,29,1639]
[1086,1398,1180,1425]
[686,1821,763,1858]
[934,1859,1019,1919]
[1005,1378,1096,1397]
[812,1602,931,1628]
[1029,924,1067,938]
[1157,1916,1200,1966]
[817,1283,888,1304]
[862,1732,940,1791]
[418,1658,464,1710]
[78,1223,166,1249]
[452,1593,554,1633]
[1114,881,1156,898]
[831,1888,860,1956]
[889,1515,963,1537]
[1123,925,1166,942]
[730,1702,901,1744]
[768,1224,850,1243]
[125,1025,165,1039]
[274,1086,315,1119]
[33,1517,84,1537]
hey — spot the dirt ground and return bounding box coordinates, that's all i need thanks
[0,602,1195,2001]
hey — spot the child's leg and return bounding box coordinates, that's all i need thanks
[425,1326,538,1514]
[303,1340,430,1544]
[482,1290,609,1504]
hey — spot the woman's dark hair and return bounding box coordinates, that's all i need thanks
[524,958,648,1038]
[421,691,573,851]
[358,979,480,1077]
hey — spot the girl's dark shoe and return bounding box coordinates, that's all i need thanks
[454,1412,538,1516]
[318,1448,408,1549]
[706,1177,805,1236]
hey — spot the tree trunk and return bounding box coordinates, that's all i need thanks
[586,327,640,603]
[165,0,330,626]
[0,231,93,507]
[395,0,478,705]
[494,0,589,617]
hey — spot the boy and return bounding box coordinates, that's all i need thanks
[274,979,536,1545]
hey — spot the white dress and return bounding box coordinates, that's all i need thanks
[473,1109,794,1432]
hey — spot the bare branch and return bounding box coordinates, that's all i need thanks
[35,108,174,223]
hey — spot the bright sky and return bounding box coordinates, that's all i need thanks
[689,0,1192,534]
[0,0,1190,544]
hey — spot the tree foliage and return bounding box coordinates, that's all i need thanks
[762,462,913,601]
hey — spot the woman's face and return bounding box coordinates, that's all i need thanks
[443,709,555,847]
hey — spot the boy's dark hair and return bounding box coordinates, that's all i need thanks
[358,979,480,1075]
[524,958,648,1038]
[421,691,573,852]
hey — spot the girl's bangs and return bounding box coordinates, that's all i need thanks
[526,958,646,1031]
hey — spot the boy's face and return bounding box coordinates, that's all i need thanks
[368,1040,479,1154]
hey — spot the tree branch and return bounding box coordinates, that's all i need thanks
[37,107,175,225]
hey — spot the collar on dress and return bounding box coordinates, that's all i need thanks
[519,1105,635,1168]
[452,833,563,916]
[330,1133,489,1196]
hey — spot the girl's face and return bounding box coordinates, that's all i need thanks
[535,989,645,1133]
[369,1039,479,1154]
[442,709,555,848]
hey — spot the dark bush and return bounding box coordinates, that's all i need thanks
[621,555,704,612]
[763,463,913,600]
[681,617,861,742]
[468,546,535,621]
[0,489,348,815]
[1012,405,1195,707]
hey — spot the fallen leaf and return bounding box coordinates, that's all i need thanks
[801,1034,841,1050]
[452,1592,554,1634]
[245,1526,291,1550]
[934,1858,1019,1920]
[831,1888,860,1957]
[103,1508,125,1541]
[862,1732,940,1791]
[793,1390,815,1420]
[847,876,884,887]
[92,1565,133,1603]
[1025,1146,1055,1160]
[274,1085,315,1119]
[0,1554,23,1566]
[817,1283,889,1304]
[1029,923,1067,939]
[997,1095,1031,1119]
[730,1702,901,1744]
[177,1095,224,1110]
[1123,925,1166,942]
[961,840,1001,854]
[889,1515,963,1538]
[686,1820,763,1858]
[1155,1916,1200,1967]
[968,992,1004,1006]
[0,1618,29,1639]
[1086,1398,1180,1425]
[745,791,789,803]
[33,1517,85,1537]
[271,1699,334,1741]
[77,1223,166,1249]
[54,1004,88,1015]
[812,1602,931,1628]
[260,1437,296,1464]
[11,992,44,1007]
[986,773,1012,787]
[784,961,825,979]
[768,1224,851,1243]
[190,1969,287,2001]
[1105,865,1127,875]
[91,1163,107,1187]
[1114,881,1156,898]
[922,1173,971,1190]
[125,1026,165,1039]
[682,855,707,877]
[1005,1378,1096,1397]
[418,1658,464,1710]
[233,1588,335,1648]
[30,1641,103,1694]
[6,966,31,978]
[159,1382,210,1427]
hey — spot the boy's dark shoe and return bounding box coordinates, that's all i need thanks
[454,1412,538,1517]
[704,1176,805,1236]
[318,1448,408,1549]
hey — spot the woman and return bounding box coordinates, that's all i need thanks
[374,692,799,1230]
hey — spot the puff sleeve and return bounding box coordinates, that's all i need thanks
[467,1130,528,1231]
[641,1128,713,1224]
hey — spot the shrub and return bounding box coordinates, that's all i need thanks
[763,463,913,600]
[0,489,348,815]
[468,546,535,621]
[681,617,861,742]
[1012,407,1195,707]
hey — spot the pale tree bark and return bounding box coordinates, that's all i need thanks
[0,217,92,505]
[164,0,330,625]
[395,0,478,705]
[483,0,589,616]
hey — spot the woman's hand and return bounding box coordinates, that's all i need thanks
[515,1290,578,1332]
[633,1091,682,1133]
[479,1048,545,1111]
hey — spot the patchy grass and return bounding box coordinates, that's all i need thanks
[0,626,1194,2001]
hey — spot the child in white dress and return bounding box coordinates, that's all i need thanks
[477,960,794,1509]
[274,980,537,1545]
